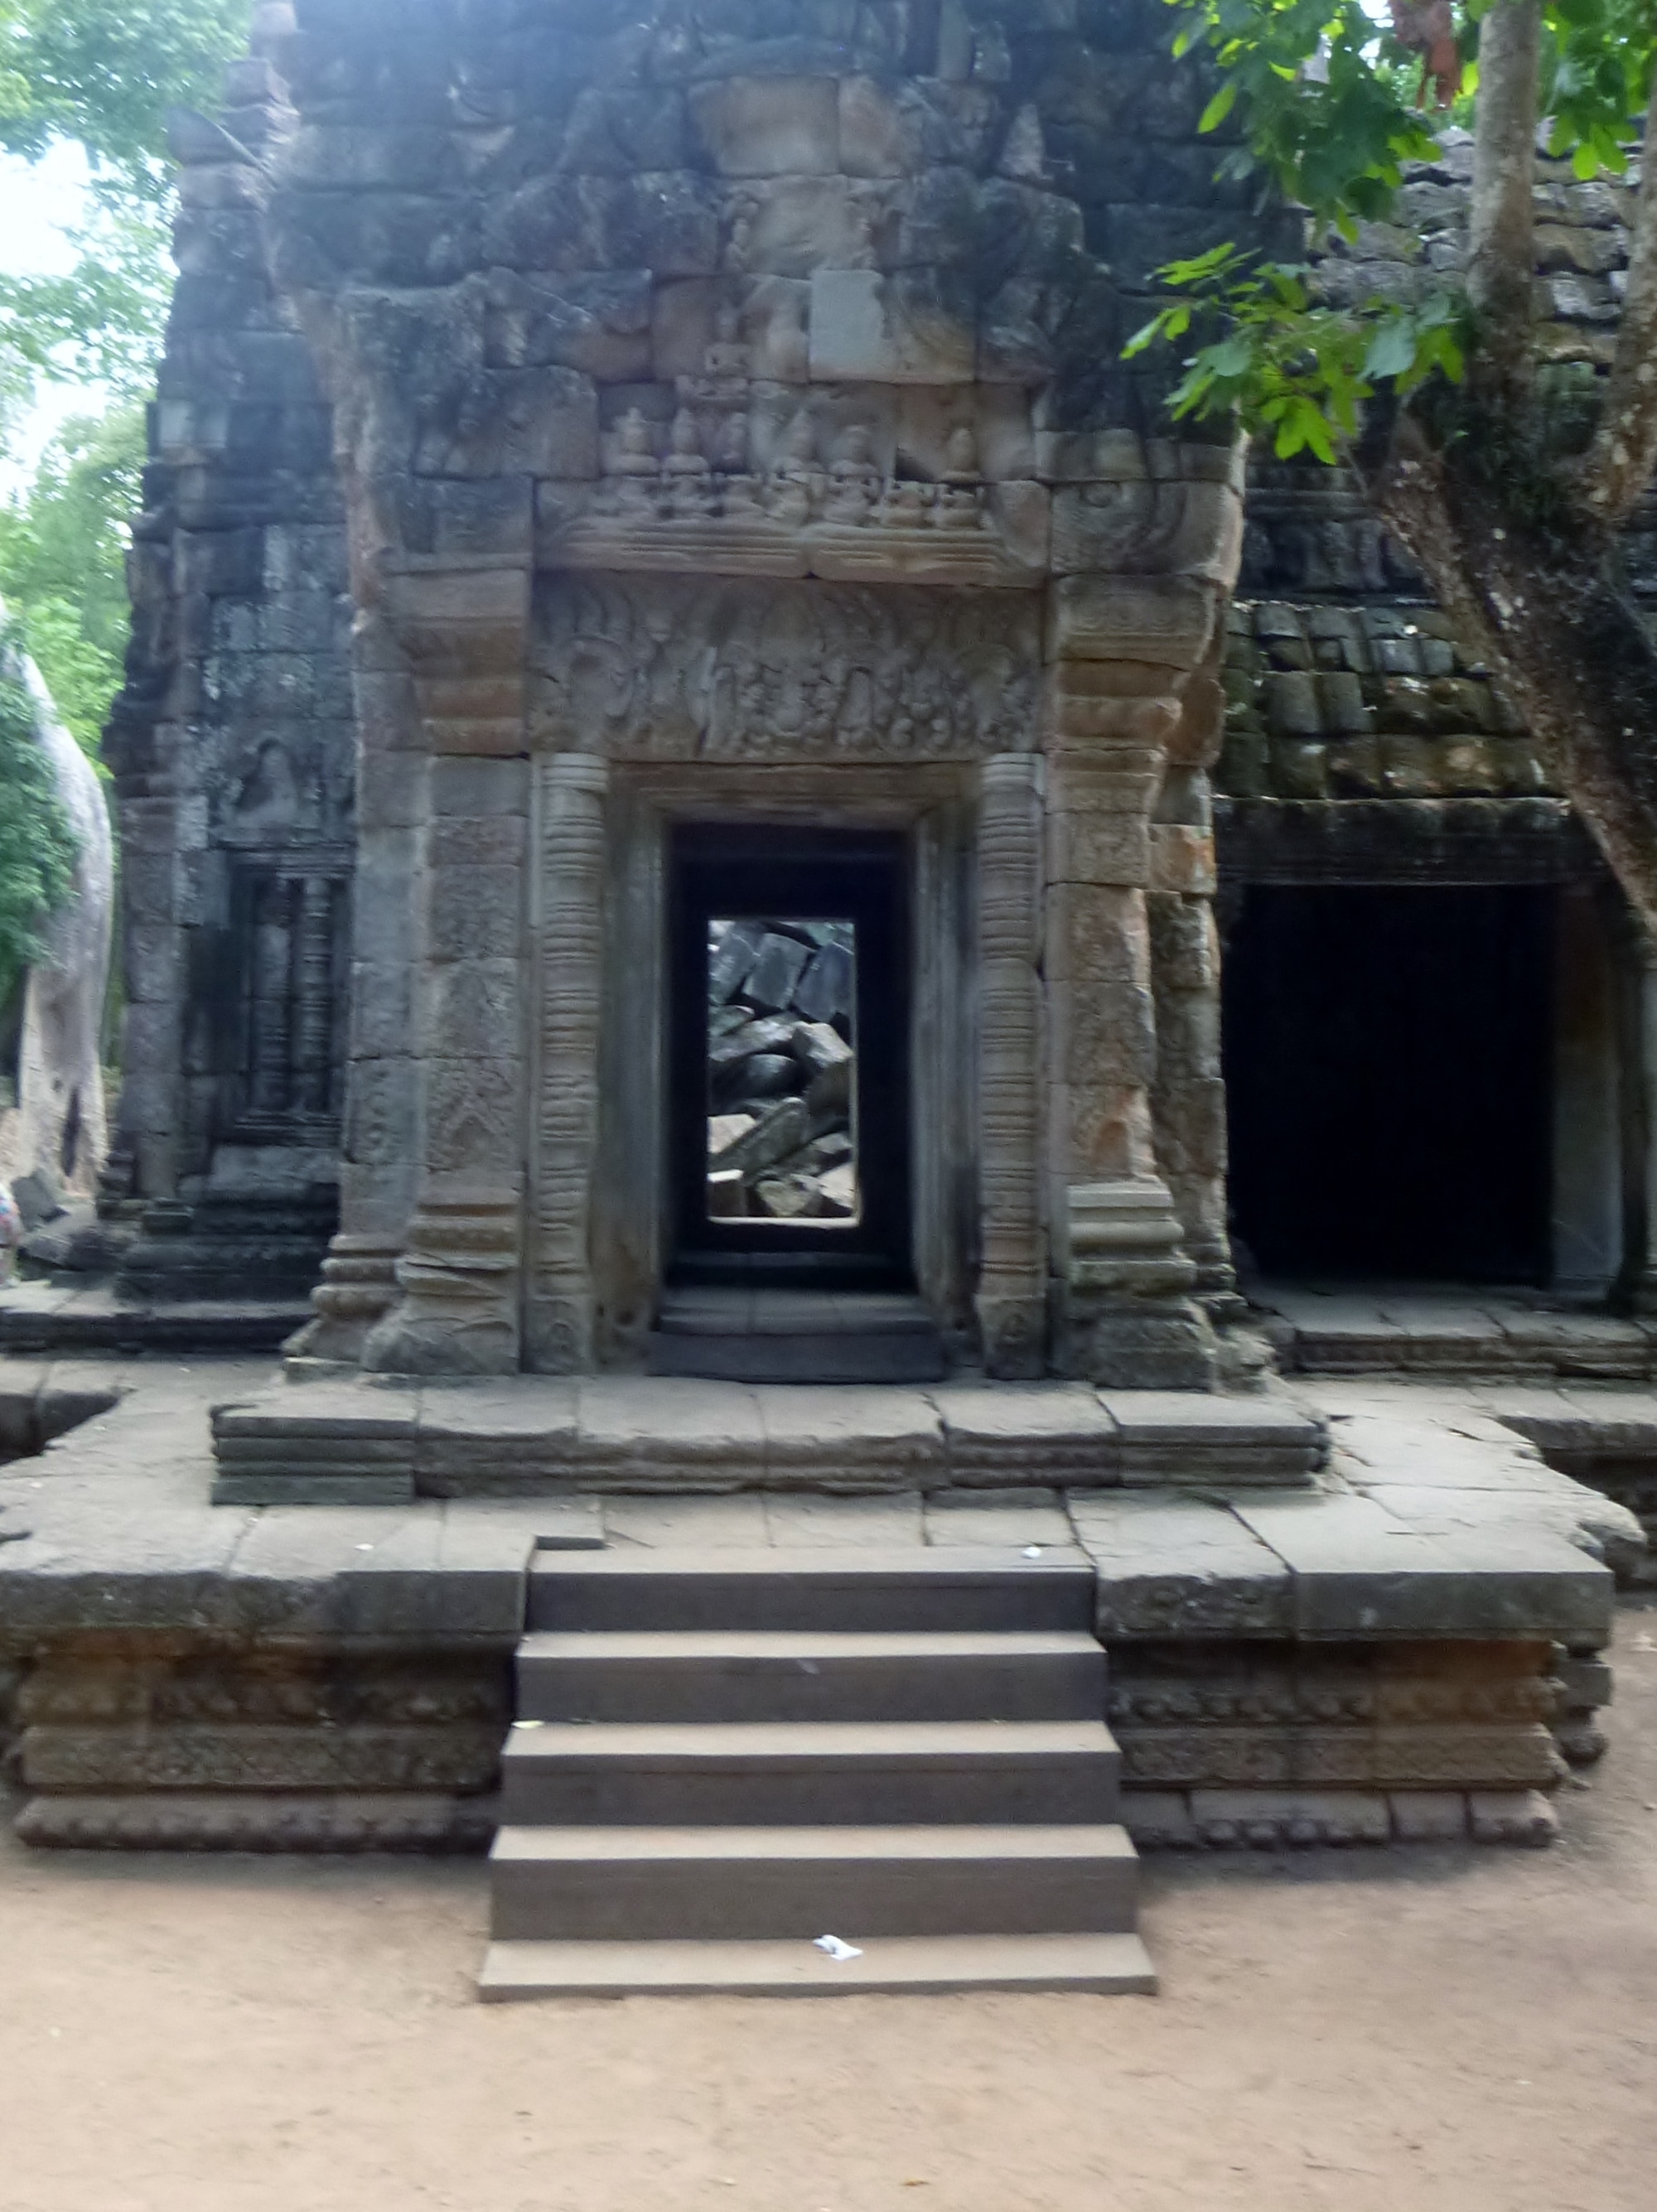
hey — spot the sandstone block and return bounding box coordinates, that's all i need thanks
[1047,575,1218,669]
[688,77,840,176]
[1073,1493,1293,1637]
[743,177,882,277]
[1389,1790,1471,1841]
[808,267,974,383]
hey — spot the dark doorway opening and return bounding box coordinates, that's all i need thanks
[1222,885,1553,1282]
[666,823,913,1291]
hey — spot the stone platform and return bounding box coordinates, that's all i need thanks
[0,1280,308,1355]
[1258,1282,1657,1384]
[209,1374,1330,1504]
[0,1353,1644,1858]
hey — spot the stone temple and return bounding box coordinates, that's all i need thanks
[0,0,1652,1995]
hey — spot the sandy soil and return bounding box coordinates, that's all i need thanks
[2,1603,1655,2212]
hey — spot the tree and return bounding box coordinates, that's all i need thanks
[0,404,144,753]
[1128,0,1657,926]
[0,0,248,948]
[0,630,78,1010]
[0,0,249,412]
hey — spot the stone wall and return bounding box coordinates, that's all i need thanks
[104,29,355,1301]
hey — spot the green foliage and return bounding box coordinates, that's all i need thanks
[0,0,249,193]
[0,198,173,401]
[1169,0,1441,229]
[1541,0,1657,176]
[0,404,142,756]
[1131,0,1655,457]
[0,629,79,1003]
[0,0,249,415]
[1127,244,1467,458]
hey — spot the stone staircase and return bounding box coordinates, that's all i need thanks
[481,1548,1154,1997]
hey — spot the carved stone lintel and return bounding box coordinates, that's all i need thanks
[533,576,1040,763]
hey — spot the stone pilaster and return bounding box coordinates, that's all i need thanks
[976,753,1047,1377]
[360,741,531,1377]
[525,752,609,1373]
[1041,442,1244,1386]
[110,797,189,1203]
[1149,647,1234,1304]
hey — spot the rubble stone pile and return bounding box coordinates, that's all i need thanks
[705,918,857,1223]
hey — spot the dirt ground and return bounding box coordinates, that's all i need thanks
[2,1606,1655,2212]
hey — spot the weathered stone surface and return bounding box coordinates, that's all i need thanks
[1230,1492,1615,1645]
[1070,1494,1293,1638]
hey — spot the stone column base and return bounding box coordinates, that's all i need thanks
[285,1233,401,1367]
[1056,1176,1216,1387]
[1062,1294,1219,1390]
[362,1194,521,1376]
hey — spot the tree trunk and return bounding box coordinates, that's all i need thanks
[1375,418,1657,931]
[1584,68,1657,525]
[1466,0,1542,398]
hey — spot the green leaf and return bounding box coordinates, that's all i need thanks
[1364,319,1419,381]
[1198,80,1238,133]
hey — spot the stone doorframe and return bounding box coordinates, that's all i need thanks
[525,756,1046,1374]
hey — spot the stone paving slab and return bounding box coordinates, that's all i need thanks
[1230,1491,1610,1646]
[1066,1495,1292,1639]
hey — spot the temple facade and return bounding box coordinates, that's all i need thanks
[102,0,1654,1386]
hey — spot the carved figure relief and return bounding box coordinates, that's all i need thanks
[532,576,1040,762]
[542,311,1035,584]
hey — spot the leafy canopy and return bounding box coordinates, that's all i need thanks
[0,403,144,753]
[0,0,249,408]
[1130,0,1657,456]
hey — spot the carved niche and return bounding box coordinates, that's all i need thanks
[529,576,1041,763]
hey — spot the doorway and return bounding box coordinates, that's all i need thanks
[1222,885,1554,1282]
[666,823,914,1291]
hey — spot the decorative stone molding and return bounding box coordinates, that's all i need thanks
[527,753,610,1373]
[975,753,1047,1378]
[531,574,1041,763]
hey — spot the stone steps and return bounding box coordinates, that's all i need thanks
[515,1626,1107,1722]
[482,1547,1152,1997]
[526,1548,1096,1632]
[500,1718,1121,1825]
[479,1932,1157,2000]
[649,1288,947,1383]
[205,1376,1328,1504]
[490,1823,1141,1939]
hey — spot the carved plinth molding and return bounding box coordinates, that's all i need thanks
[363,1191,522,1376]
[287,1232,401,1366]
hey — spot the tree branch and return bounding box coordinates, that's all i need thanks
[1466,0,1542,395]
[1583,67,1657,527]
